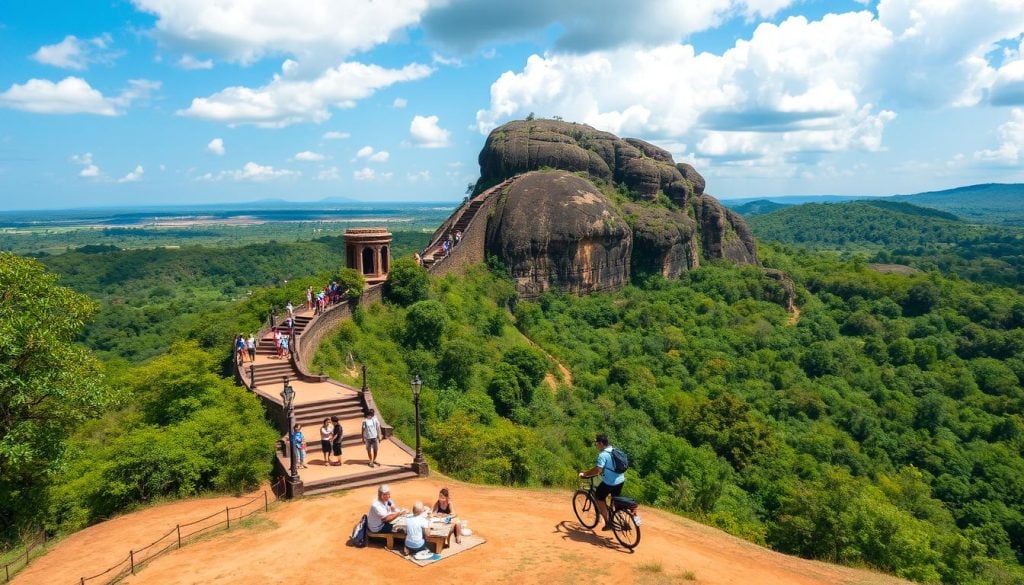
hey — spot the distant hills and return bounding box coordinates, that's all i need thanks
[725,183,1024,225]
[746,200,990,248]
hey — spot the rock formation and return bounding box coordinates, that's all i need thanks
[474,119,760,298]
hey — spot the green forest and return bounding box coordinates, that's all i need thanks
[748,201,1024,290]
[3,206,1024,584]
[311,249,1024,584]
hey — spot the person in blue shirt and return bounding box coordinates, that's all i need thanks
[578,433,624,530]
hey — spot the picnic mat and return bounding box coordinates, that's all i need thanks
[387,534,487,566]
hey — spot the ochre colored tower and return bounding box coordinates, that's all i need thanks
[344,227,392,284]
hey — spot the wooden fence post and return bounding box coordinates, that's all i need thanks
[129,550,135,575]
[226,507,230,529]
[264,491,268,512]
[177,524,182,548]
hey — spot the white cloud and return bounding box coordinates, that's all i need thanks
[131,0,431,64]
[178,54,214,70]
[118,165,144,183]
[873,0,1024,108]
[431,53,462,67]
[317,166,340,180]
[1,77,118,115]
[356,146,390,162]
[199,161,300,181]
[207,137,225,155]
[31,34,118,70]
[179,60,432,127]
[393,97,408,108]
[408,170,431,182]
[409,114,450,148]
[322,130,351,140]
[973,108,1024,165]
[294,150,327,161]
[71,153,102,178]
[467,5,1006,171]
[354,167,376,181]
[991,40,1024,106]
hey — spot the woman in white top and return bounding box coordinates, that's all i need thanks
[320,418,334,465]
[404,502,430,556]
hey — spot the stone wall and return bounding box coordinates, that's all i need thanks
[426,194,498,279]
[294,283,384,375]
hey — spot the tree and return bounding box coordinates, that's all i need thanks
[0,253,115,537]
[385,258,429,306]
[335,267,365,300]
[405,300,449,349]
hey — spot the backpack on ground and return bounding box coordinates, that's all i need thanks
[609,447,629,473]
[351,514,368,547]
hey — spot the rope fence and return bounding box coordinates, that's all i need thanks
[78,485,283,585]
[1,529,46,583]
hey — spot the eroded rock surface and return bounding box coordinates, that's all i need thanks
[477,119,760,298]
[485,171,631,297]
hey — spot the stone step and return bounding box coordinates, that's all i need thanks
[301,468,420,497]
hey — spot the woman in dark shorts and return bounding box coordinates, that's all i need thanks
[331,415,343,466]
[320,418,333,465]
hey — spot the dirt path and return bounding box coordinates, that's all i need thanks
[17,478,908,585]
[786,304,802,326]
[517,327,574,389]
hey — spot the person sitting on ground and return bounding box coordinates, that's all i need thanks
[432,487,462,543]
[361,408,382,468]
[403,502,430,556]
[367,484,404,534]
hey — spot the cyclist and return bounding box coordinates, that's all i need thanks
[578,433,624,531]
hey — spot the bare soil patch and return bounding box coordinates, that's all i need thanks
[17,478,909,585]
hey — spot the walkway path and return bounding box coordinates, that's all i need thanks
[236,302,417,496]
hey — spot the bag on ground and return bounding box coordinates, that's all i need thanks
[351,514,368,547]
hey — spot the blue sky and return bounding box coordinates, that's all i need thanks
[1,0,1023,210]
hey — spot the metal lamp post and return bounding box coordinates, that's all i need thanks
[280,378,299,484]
[411,375,428,475]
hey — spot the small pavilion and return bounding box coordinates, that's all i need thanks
[344,227,392,284]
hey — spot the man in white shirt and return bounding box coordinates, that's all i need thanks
[362,409,382,468]
[367,484,404,533]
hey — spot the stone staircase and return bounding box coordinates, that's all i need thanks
[236,305,419,498]
[421,177,513,267]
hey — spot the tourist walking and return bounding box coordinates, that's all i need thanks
[246,333,256,362]
[331,415,343,466]
[291,423,308,469]
[362,408,382,467]
[306,286,314,311]
[320,418,334,465]
[273,328,283,358]
[234,334,246,364]
[286,301,294,318]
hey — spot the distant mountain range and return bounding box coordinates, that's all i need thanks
[724,183,1024,225]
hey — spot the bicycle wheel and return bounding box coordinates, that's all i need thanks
[572,490,599,528]
[612,509,641,549]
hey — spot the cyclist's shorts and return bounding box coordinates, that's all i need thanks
[596,481,623,500]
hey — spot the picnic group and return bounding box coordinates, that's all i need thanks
[365,484,468,557]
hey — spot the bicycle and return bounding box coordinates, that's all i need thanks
[572,476,642,549]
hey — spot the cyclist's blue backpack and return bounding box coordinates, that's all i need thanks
[609,447,629,473]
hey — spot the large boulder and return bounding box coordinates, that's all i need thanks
[476,119,760,297]
[478,120,693,204]
[486,171,631,298]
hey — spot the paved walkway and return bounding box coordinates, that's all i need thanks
[235,304,416,491]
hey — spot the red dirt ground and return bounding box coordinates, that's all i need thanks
[15,477,910,585]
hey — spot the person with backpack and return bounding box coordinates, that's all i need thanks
[578,433,627,531]
[361,408,382,468]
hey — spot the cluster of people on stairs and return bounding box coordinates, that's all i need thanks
[289,408,383,469]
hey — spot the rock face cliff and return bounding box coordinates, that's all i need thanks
[476,119,759,298]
